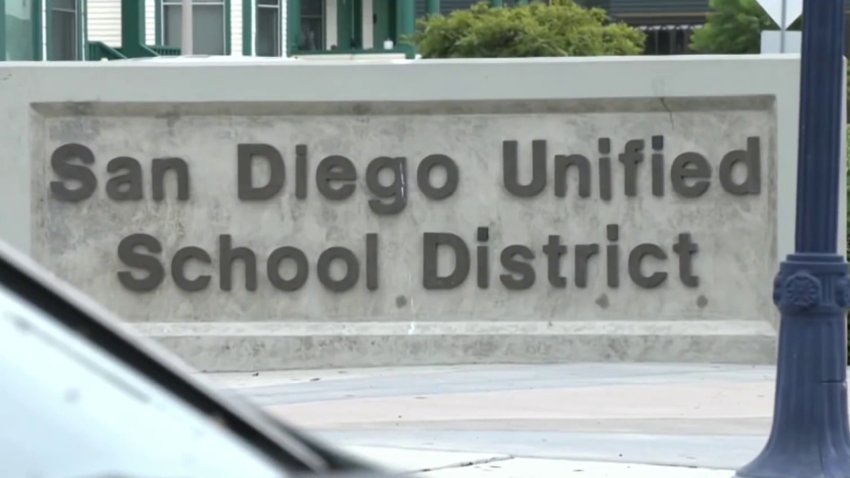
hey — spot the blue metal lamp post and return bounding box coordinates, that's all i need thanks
[736,0,850,477]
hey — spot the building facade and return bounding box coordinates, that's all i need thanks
[602,0,710,55]
[1,0,87,60]
[439,0,711,55]
[0,0,428,60]
[3,0,850,61]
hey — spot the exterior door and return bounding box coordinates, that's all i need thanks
[336,0,362,50]
[371,0,394,49]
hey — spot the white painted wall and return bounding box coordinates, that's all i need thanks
[231,0,242,55]
[87,0,121,46]
[325,0,336,49]
[40,2,46,58]
[280,0,287,56]
[362,0,372,49]
[249,0,256,54]
[146,0,156,45]
[81,0,88,57]
[85,0,159,48]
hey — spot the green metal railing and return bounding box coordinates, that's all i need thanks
[292,47,416,59]
[86,41,127,61]
[86,42,180,61]
[148,45,181,56]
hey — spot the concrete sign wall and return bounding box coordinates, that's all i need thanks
[0,57,821,371]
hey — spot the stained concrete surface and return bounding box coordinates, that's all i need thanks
[202,363,785,475]
[1,58,807,370]
[34,105,778,326]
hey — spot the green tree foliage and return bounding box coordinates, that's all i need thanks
[411,0,645,58]
[690,0,780,53]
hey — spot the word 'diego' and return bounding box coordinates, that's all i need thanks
[237,144,459,214]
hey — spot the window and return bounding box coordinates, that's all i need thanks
[256,0,280,56]
[640,24,698,55]
[162,0,226,55]
[49,0,78,60]
[299,0,324,51]
[4,0,37,60]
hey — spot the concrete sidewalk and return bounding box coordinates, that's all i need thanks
[341,446,734,477]
[201,363,780,476]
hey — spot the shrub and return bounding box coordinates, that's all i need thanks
[410,0,645,58]
[690,0,778,54]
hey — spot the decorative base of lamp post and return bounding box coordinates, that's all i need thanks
[736,253,850,478]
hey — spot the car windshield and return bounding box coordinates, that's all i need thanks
[0,280,289,478]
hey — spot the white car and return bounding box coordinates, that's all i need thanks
[0,239,391,477]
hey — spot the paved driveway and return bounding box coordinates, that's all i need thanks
[203,363,780,476]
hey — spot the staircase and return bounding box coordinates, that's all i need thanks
[87,41,181,61]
